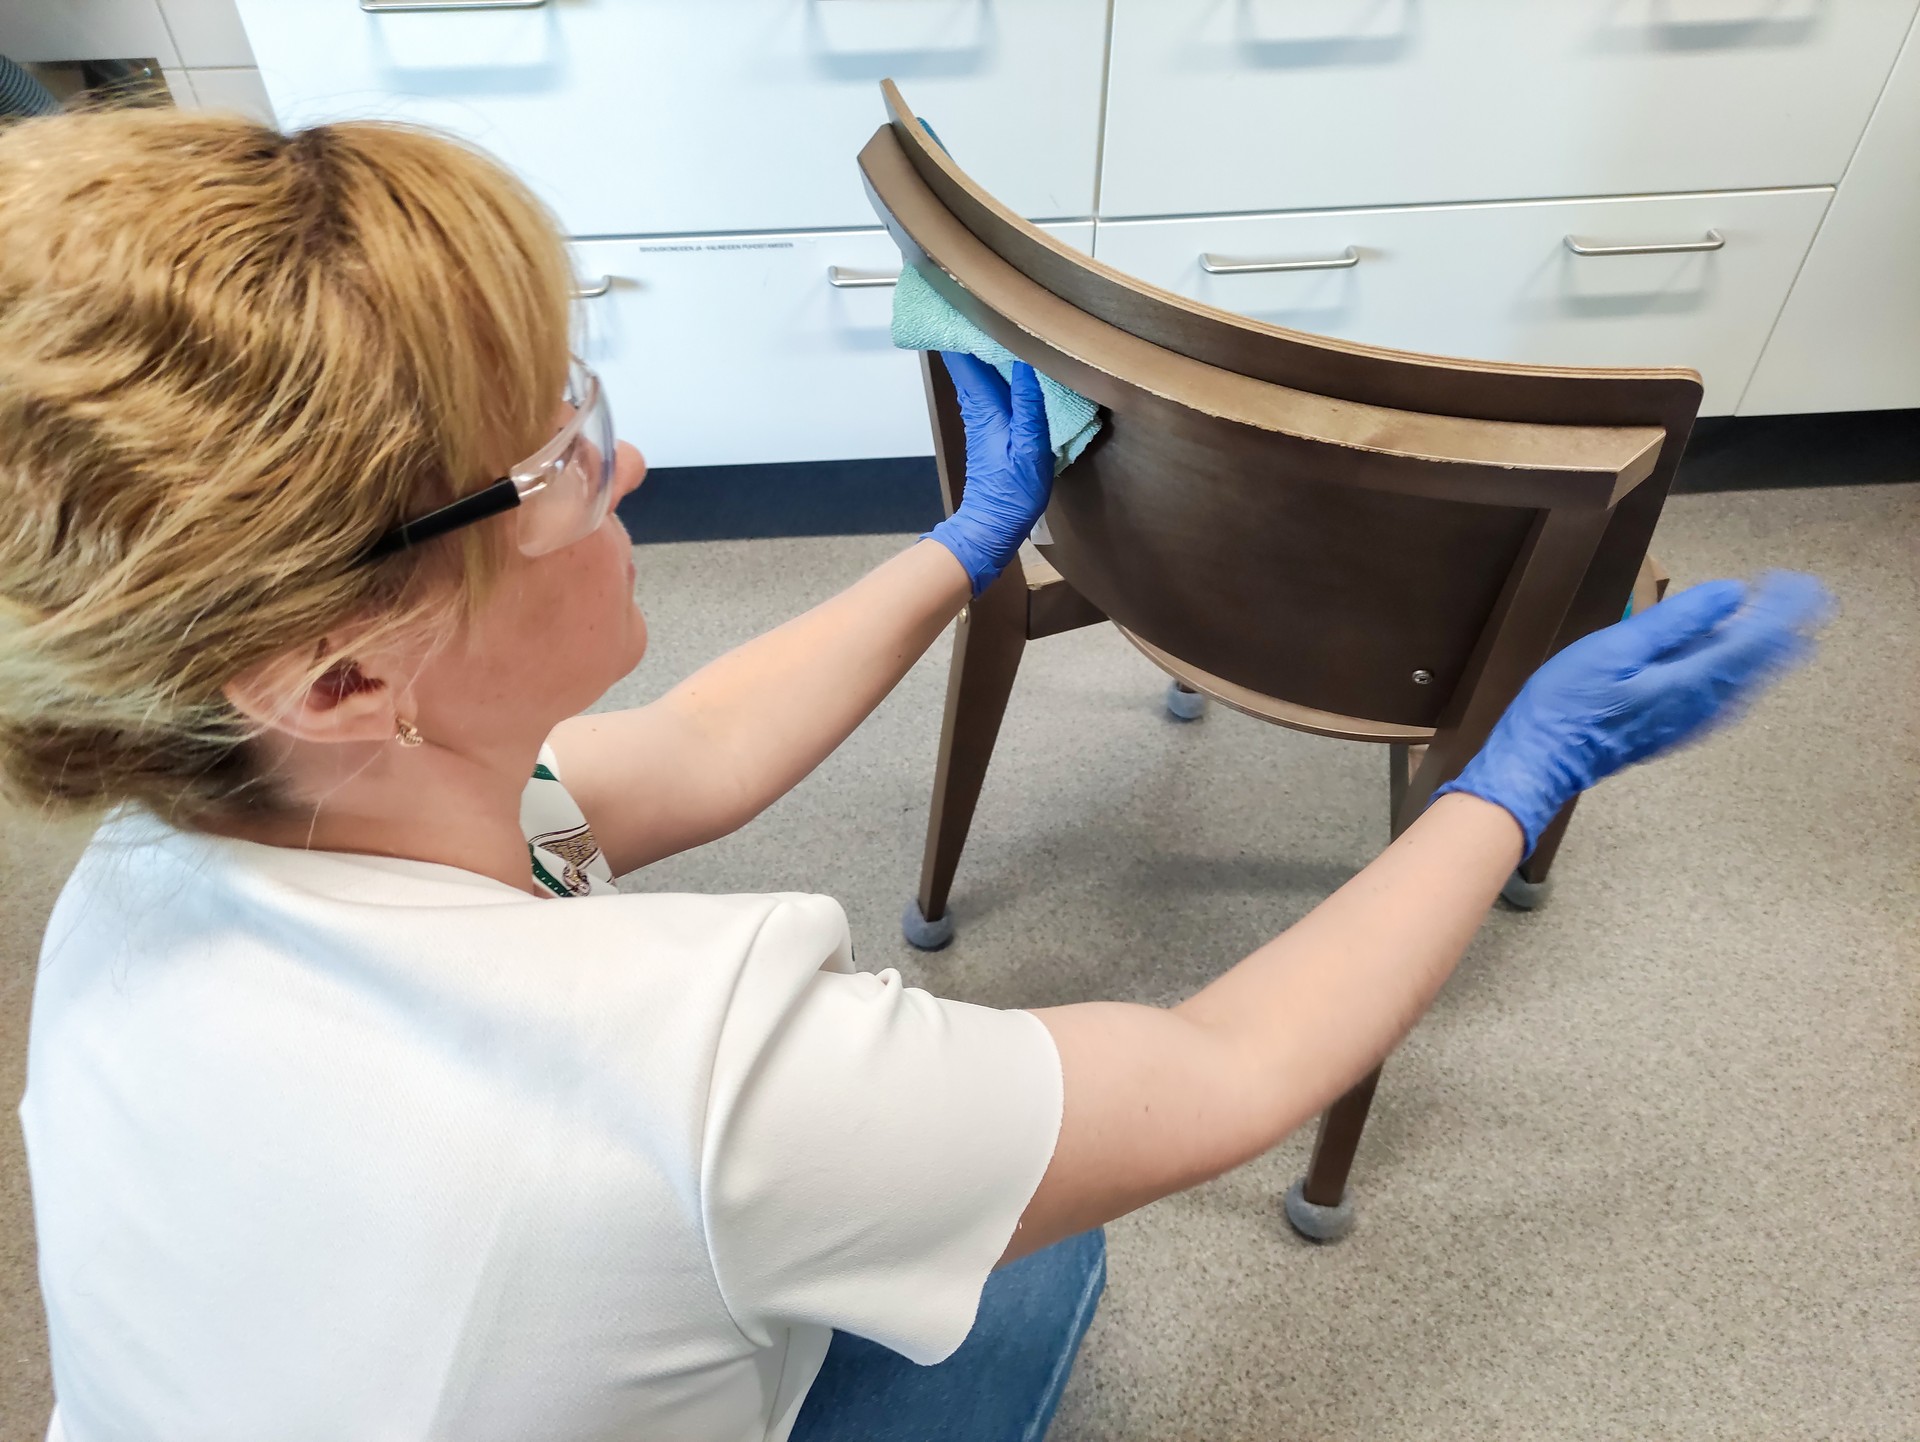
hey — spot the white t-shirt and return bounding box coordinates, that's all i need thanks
[20,751,1063,1442]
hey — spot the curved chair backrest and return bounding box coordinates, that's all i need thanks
[859,82,1704,746]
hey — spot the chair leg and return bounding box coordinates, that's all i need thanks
[904,564,1029,950]
[1286,519,1635,1240]
[1282,745,1420,1241]
[1284,1067,1382,1243]
[1388,741,1423,833]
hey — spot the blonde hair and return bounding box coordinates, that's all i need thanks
[0,108,573,824]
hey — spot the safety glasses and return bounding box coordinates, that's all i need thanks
[360,357,616,565]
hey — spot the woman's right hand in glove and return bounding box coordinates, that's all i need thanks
[998,571,1829,1267]
[1434,571,1830,857]
[922,352,1053,597]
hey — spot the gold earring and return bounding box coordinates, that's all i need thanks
[394,717,425,748]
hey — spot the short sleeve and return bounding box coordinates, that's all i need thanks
[699,898,1063,1365]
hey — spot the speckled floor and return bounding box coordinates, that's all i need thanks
[3,483,1914,1439]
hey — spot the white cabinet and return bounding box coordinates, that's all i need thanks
[1093,189,1831,415]
[207,0,1920,454]
[234,0,1106,237]
[158,0,255,68]
[574,223,1093,468]
[1100,0,1917,219]
[1740,17,1920,413]
[0,0,179,64]
[179,67,274,123]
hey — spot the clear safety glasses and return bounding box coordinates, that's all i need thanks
[360,357,616,565]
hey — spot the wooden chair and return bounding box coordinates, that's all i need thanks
[859,81,1699,1241]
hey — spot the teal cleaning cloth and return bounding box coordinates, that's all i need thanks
[891,263,1102,474]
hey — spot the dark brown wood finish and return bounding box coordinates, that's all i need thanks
[915,575,1028,928]
[914,353,1035,926]
[1022,551,1105,641]
[1300,1068,1384,1211]
[872,81,1701,433]
[867,83,1703,1232]
[1297,506,1613,1213]
[868,79,1699,704]
[863,129,1669,510]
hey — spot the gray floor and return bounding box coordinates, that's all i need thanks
[2,484,1915,1438]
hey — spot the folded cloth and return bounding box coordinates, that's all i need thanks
[891,263,1102,474]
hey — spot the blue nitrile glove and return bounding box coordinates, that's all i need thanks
[923,352,1053,595]
[1434,571,1830,857]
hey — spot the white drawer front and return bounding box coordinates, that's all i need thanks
[160,0,256,68]
[235,0,1105,237]
[1741,14,1920,413]
[1092,190,1830,416]
[0,0,180,64]
[575,224,1093,468]
[1101,0,1914,219]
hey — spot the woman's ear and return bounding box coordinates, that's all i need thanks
[224,640,416,747]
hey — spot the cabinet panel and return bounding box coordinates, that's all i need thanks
[575,224,1093,468]
[0,0,178,64]
[1741,14,1920,412]
[1092,190,1830,416]
[1102,0,1914,219]
[235,0,1105,237]
[159,0,255,68]
[185,67,274,124]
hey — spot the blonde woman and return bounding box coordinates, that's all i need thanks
[0,110,1823,1442]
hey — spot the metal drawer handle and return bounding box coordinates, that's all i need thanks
[1564,229,1725,257]
[1200,247,1360,275]
[827,266,900,289]
[570,276,612,299]
[359,0,546,11]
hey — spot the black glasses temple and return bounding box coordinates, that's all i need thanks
[359,477,521,565]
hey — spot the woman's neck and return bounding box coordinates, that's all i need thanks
[210,734,551,897]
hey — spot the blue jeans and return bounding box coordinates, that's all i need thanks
[789,1229,1106,1442]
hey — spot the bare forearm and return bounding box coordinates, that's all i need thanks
[1006,573,1824,1262]
[1016,795,1521,1255]
[556,346,1061,874]
[549,541,968,873]
[1173,793,1521,1152]
[664,538,969,817]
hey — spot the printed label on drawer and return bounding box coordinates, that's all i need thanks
[634,242,799,254]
